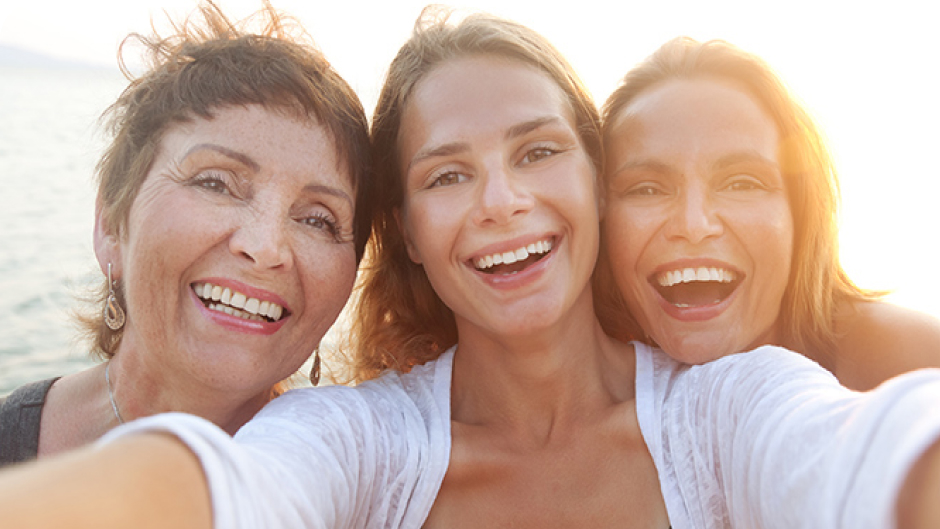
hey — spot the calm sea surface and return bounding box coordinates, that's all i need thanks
[0,66,128,395]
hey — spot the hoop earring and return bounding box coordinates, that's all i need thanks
[309,348,321,386]
[104,263,126,331]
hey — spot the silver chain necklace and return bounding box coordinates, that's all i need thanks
[105,362,125,425]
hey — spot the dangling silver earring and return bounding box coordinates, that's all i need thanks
[309,348,321,386]
[104,263,126,331]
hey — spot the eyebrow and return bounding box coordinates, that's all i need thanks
[711,152,779,171]
[611,151,779,178]
[609,159,673,178]
[505,116,563,141]
[304,184,354,207]
[406,115,566,172]
[183,143,261,172]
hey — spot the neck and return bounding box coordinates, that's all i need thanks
[108,346,276,435]
[449,289,635,442]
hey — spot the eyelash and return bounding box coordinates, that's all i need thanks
[624,183,664,197]
[724,177,765,191]
[428,170,467,188]
[189,172,234,195]
[299,212,340,236]
[522,146,560,164]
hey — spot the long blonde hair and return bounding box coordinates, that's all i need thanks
[595,36,879,358]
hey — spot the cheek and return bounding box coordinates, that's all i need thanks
[749,201,794,271]
[403,199,458,267]
[299,245,358,314]
[603,206,647,281]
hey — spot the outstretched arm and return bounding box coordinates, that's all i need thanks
[0,433,211,529]
[897,437,940,529]
[833,300,940,391]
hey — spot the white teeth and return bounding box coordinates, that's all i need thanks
[193,282,286,322]
[474,238,553,271]
[230,292,246,309]
[244,298,260,315]
[656,267,736,287]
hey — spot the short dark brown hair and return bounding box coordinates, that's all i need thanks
[82,0,371,359]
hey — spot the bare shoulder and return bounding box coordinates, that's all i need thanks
[833,300,940,390]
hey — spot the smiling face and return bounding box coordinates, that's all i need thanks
[101,104,357,392]
[397,56,600,341]
[603,78,793,364]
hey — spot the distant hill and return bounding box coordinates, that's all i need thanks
[0,43,110,70]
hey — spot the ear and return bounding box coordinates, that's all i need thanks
[394,207,422,264]
[93,196,123,278]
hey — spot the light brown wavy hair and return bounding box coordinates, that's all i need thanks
[348,7,601,382]
[594,36,879,359]
[76,0,372,364]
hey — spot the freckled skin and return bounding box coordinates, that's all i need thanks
[107,104,357,402]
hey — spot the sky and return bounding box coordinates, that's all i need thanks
[2,0,939,316]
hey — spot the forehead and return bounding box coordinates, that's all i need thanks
[608,78,779,163]
[159,105,351,183]
[400,56,573,146]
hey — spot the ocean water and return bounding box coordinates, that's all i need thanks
[0,66,128,395]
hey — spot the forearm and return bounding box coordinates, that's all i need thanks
[0,433,212,529]
[897,437,940,529]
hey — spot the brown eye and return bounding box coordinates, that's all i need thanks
[189,171,234,195]
[626,184,664,197]
[723,175,765,192]
[522,147,557,164]
[430,171,468,188]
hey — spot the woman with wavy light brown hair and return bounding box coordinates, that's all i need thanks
[597,36,940,390]
[0,0,371,465]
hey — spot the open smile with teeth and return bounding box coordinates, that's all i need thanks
[473,238,554,274]
[652,267,740,308]
[193,282,287,323]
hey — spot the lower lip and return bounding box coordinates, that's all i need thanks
[472,247,555,290]
[191,289,286,335]
[653,282,739,323]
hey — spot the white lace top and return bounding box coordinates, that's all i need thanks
[104,343,940,529]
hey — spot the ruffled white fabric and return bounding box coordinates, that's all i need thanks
[102,348,454,529]
[102,343,940,529]
[635,342,940,529]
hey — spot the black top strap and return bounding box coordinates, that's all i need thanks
[0,378,58,467]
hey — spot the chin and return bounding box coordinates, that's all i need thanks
[656,335,738,365]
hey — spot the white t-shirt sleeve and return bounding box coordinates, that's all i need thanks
[100,387,378,528]
[98,360,452,529]
[639,343,940,529]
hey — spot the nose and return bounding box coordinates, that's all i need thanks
[664,183,723,244]
[471,161,535,226]
[229,210,293,271]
